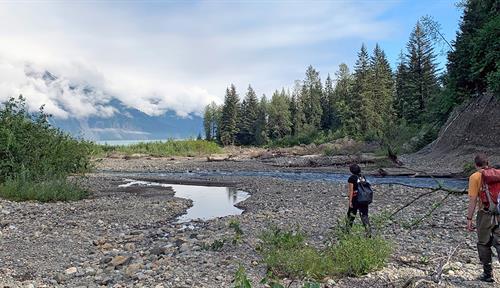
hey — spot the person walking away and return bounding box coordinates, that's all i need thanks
[347,164,372,237]
[467,153,500,282]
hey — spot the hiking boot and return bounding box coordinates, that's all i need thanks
[479,264,494,283]
[479,272,494,283]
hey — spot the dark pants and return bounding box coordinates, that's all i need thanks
[347,202,372,236]
[476,209,500,274]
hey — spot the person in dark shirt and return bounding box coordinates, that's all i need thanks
[347,164,371,236]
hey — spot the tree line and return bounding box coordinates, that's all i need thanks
[203,0,498,149]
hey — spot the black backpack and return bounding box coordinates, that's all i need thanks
[356,175,373,205]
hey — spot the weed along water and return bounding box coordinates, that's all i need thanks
[119,179,250,222]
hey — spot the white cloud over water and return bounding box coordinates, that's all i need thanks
[0,1,396,118]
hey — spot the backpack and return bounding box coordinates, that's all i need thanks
[356,175,373,205]
[480,168,500,214]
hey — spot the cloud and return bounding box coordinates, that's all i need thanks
[0,1,397,119]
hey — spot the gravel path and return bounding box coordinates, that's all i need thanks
[0,158,496,287]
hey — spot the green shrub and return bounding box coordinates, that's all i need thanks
[328,224,392,277]
[0,173,88,202]
[0,96,91,182]
[257,224,392,281]
[257,228,332,279]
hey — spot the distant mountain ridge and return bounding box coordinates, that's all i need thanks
[25,68,203,141]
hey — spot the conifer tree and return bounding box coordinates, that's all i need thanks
[268,90,292,140]
[219,84,240,146]
[302,66,323,129]
[322,74,337,130]
[237,85,259,145]
[405,21,440,123]
[333,63,355,135]
[351,44,371,137]
[394,51,415,120]
[369,44,394,136]
[255,95,269,146]
[447,0,500,101]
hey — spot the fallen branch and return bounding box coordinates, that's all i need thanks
[431,244,461,284]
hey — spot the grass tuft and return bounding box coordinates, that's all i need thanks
[0,175,88,202]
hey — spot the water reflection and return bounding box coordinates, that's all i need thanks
[119,179,250,223]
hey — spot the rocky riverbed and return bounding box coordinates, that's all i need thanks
[0,157,497,287]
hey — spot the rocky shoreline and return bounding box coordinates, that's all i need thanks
[0,157,496,287]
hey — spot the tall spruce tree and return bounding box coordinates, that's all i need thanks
[220,84,240,146]
[255,95,269,146]
[323,74,338,130]
[369,44,394,137]
[302,66,323,129]
[268,90,292,140]
[236,85,259,145]
[351,44,372,137]
[405,21,440,123]
[394,51,416,120]
[333,63,355,135]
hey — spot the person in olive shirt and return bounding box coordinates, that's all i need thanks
[347,164,371,236]
[467,153,500,283]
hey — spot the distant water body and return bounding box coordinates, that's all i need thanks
[95,139,174,146]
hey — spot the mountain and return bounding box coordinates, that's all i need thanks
[25,68,203,141]
[50,99,203,141]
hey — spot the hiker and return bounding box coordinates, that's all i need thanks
[466,153,500,283]
[347,164,372,236]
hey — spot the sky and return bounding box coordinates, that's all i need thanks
[0,0,462,119]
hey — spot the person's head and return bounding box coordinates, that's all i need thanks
[474,153,489,169]
[349,164,361,175]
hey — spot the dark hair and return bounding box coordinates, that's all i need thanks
[349,164,361,175]
[474,153,488,168]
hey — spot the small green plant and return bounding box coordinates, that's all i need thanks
[233,265,252,288]
[418,255,430,265]
[463,162,476,176]
[201,239,226,251]
[229,219,244,244]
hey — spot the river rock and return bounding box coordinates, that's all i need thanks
[110,255,131,267]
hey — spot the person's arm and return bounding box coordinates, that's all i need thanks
[348,183,354,208]
[466,173,481,231]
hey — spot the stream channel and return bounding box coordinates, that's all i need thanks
[114,170,468,222]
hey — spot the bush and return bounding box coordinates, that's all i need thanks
[0,96,91,182]
[0,173,88,202]
[257,228,331,280]
[257,224,392,281]
[328,224,392,277]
